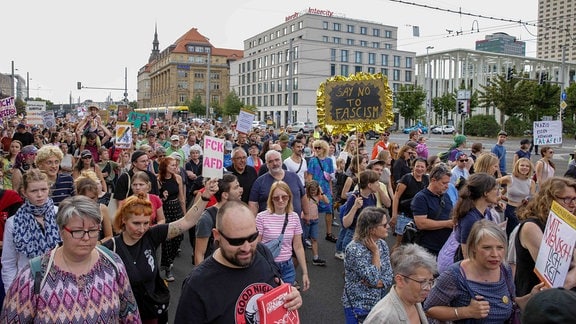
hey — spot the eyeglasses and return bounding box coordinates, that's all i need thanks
[557,196,576,205]
[233,156,247,160]
[272,195,289,202]
[219,231,259,246]
[459,159,469,162]
[63,226,100,239]
[314,147,322,150]
[399,274,436,289]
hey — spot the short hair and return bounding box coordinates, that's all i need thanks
[56,196,102,230]
[35,145,63,165]
[113,194,153,232]
[21,169,48,192]
[466,219,507,260]
[265,149,281,163]
[131,171,151,187]
[391,244,437,276]
[215,174,238,202]
[471,142,484,154]
[429,163,452,180]
[353,207,388,244]
[359,170,380,189]
[266,181,293,214]
[231,147,247,158]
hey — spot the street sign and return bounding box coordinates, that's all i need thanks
[457,90,471,100]
[561,101,568,110]
[562,91,567,101]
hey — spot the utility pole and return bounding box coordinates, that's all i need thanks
[11,61,15,97]
[288,38,294,126]
[206,48,211,119]
[560,45,566,148]
[425,46,434,136]
[124,67,128,104]
[26,72,30,100]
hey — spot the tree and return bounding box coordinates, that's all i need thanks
[396,84,426,125]
[432,93,456,125]
[222,90,244,117]
[530,82,560,122]
[477,72,533,126]
[188,95,205,117]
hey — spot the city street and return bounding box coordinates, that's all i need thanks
[167,132,575,323]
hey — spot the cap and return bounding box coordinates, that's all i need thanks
[224,141,233,151]
[169,152,182,161]
[170,135,180,141]
[88,105,99,111]
[155,146,167,154]
[147,130,156,137]
[131,150,147,163]
[80,150,92,158]
[367,159,385,169]
[522,288,576,323]
[249,142,261,149]
[279,133,290,142]
[21,145,38,155]
[455,151,468,160]
[498,130,508,136]
[453,134,467,147]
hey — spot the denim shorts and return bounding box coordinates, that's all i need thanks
[302,219,319,240]
[276,259,296,284]
[395,213,413,235]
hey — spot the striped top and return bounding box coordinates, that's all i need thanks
[256,211,302,262]
[51,174,75,206]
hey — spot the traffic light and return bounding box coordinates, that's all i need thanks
[77,82,82,90]
[506,68,513,81]
[539,72,548,85]
[457,100,465,114]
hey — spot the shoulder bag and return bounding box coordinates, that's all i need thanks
[263,213,289,259]
[402,194,444,245]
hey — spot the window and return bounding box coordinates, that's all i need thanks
[381,68,388,76]
[393,69,400,81]
[355,51,363,64]
[293,77,298,90]
[263,95,268,106]
[347,39,354,45]
[270,81,275,92]
[372,42,380,48]
[405,70,412,82]
[333,37,341,44]
[384,43,392,49]
[341,65,349,76]
[331,64,336,76]
[333,23,341,31]
[322,36,329,42]
[385,30,392,38]
[277,94,282,105]
[293,92,298,105]
[355,66,362,73]
[368,53,376,65]
[368,67,375,73]
[331,49,336,61]
[270,95,275,106]
[277,80,282,92]
[406,57,413,68]
[360,40,368,47]
[360,27,367,35]
[278,51,283,63]
[271,53,276,65]
[341,50,349,62]
[394,56,401,67]
[381,54,388,66]
[372,28,380,37]
[323,21,329,29]
[194,81,204,90]
[347,25,355,33]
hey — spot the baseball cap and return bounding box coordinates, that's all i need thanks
[16,124,26,129]
[522,288,576,323]
[21,145,38,155]
[80,150,92,159]
[170,135,180,141]
[279,133,290,142]
[498,130,508,136]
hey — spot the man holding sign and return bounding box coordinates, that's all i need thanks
[203,136,225,180]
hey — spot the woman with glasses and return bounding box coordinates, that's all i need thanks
[425,220,541,323]
[0,195,140,323]
[1,169,60,292]
[392,145,416,185]
[534,146,555,191]
[342,207,393,323]
[73,149,107,193]
[365,244,437,323]
[497,158,536,236]
[104,179,218,323]
[514,177,576,297]
[256,181,310,291]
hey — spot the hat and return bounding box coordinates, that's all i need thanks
[303,147,312,158]
[522,288,576,323]
[367,159,385,169]
[224,141,233,151]
[249,142,261,149]
[131,150,147,163]
[453,134,467,147]
[16,124,25,129]
[279,133,290,142]
[455,151,468,160]
[498,130,508,137]
[169,152,182,161]
[170,135,180,141]
[21,145,38,155]
[80,150,92,158]
[88,105,99,111]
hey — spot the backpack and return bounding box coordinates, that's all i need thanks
[30,245,118,295]
[438,148,452,163]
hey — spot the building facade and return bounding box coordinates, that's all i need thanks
[229,8,415,126]
[475,32,526,56]
[537,0,576,62]
[137,27,243,113]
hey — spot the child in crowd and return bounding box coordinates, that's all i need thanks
[304,180,328,266]
[415,136,429,159]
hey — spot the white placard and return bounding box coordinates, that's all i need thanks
[236,110,255,134]
[26,100,46,125]
[115,122,133,149]
[41,111,56,128]
[533,120,562,145]
[202,136,224,179]
[0,97,17,119]
[534,201,576,288]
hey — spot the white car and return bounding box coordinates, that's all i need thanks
[251,120,266,130]
[432,125,455,134]
[289,121,314,133]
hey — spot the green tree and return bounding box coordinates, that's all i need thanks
[187,95,205,117]
[477,72,533,126]
[432,93,456,124]
[396,84,426,125]
[529,82,560,122]
[222,90,244,117]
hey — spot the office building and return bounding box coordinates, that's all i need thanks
[475,32,526,56]
[229,7,415,126]
[537,0,576,62]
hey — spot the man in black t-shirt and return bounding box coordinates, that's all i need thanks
[113,150,159,201]
[175,201,302,323]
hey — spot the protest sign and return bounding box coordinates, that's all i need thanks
[236,110,255,134]
[41,111,56,128]
[0,97,17,120]
[533,120,562,145]
[26,101,46,125]
[534,201,576,287]
[115,122,133,149]
[127,111,150,129]
[202,136,224,179]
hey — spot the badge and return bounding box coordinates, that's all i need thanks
[502,295,509,304]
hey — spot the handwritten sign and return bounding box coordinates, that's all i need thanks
[534,201,576,287]
[41,111,56,128]
[128,111,150,129]
[324,79,386,125]
[26,100,46,125]
[236,110,255,134]
[115,122,133,149]
[533,121,562,145]
[202,136,224,179]
[0,97,17,119]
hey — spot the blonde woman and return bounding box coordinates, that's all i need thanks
[534,146,555,190]
[497,158,536,236]
[473,153,500,177]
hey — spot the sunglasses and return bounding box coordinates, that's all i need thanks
[219,231,259,246]
[272,195,289,202]
[459,159,469,162]
[314,147,322,150]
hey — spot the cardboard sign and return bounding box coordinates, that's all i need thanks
[534,201,576,287]
[324,79,386,125]
[41,111,56,129]
[236,110,255,134]
[26,100,46,125]
[0,97,17,119]
[127,111,150,129]
[202,136,224,179]
[533,120,562,145]
[115,122,133,149]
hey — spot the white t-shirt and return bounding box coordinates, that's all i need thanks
[283,156,307,186]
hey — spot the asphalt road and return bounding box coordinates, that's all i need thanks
[166,132,576,323]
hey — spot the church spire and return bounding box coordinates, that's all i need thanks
[149,23,160,63]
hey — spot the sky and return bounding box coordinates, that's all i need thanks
[2,0,539,105]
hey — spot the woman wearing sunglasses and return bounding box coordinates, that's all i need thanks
[104,178,219,323]
[256,181,310,292]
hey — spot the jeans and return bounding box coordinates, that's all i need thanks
[344,307,369,324]
[336,227,355,253]
[276,259,296,284]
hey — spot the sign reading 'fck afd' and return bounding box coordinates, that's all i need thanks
[203,136,224,179]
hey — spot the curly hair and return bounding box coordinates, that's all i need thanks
[517,177,576,224]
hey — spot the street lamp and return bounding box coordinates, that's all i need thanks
[425,46,434,133]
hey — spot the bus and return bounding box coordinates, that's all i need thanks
[134,106,189,120]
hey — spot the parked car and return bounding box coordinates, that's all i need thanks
[431,125,455,134]
[289,121,314,133]
[252,120,267,130]
[402,125,428,134]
